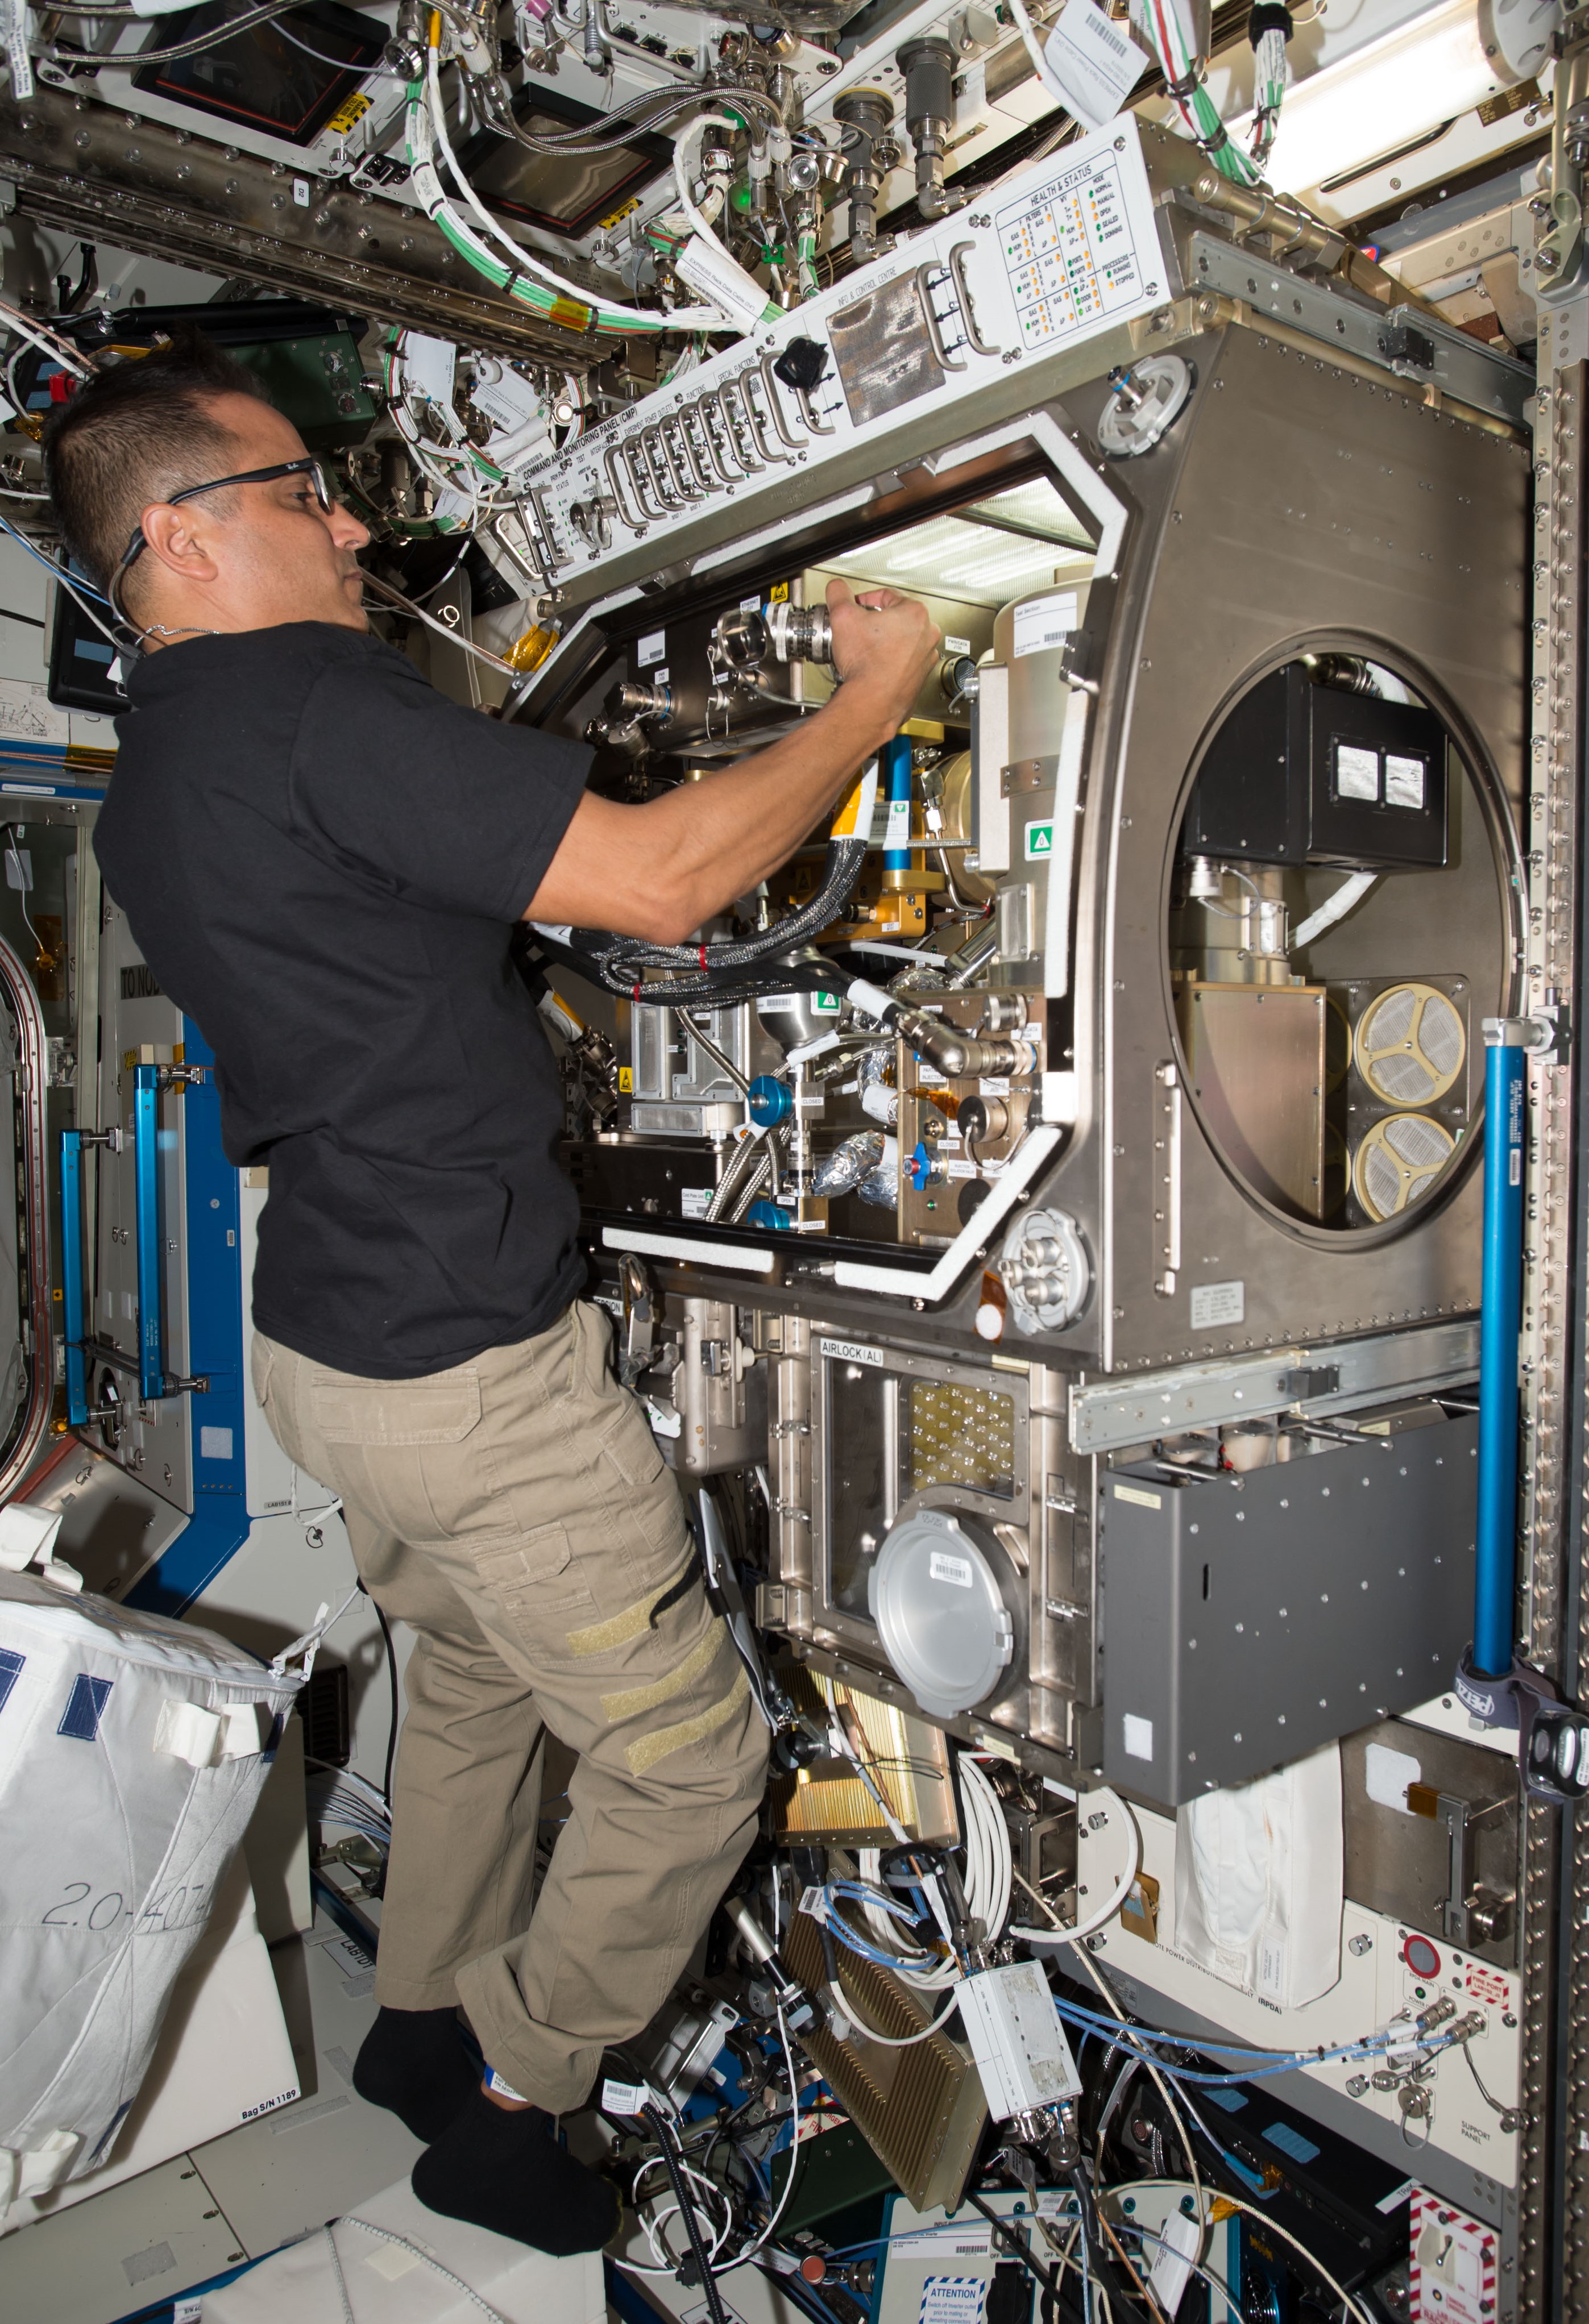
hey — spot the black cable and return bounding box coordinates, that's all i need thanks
[372,1598,400,1809]
[640,2102,729,2324]
[1064,2163,1150,2315]
[356,1578,401,1810]
[962,2190,1054,2300]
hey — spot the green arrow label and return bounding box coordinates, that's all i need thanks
[1024,822,1055,859]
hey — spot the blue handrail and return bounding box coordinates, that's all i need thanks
[132,1062,165,1403]
[59,1127,87,1428]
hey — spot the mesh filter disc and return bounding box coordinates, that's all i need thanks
[1352,1111,1457,1221]
[1354,983,1467,1107]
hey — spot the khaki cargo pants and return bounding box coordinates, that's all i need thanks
[251,1300,768,2115]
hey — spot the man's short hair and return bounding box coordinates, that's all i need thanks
[43,327,271,599]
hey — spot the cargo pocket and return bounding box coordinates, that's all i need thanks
[472,1521,596,1632]
[597,1398,687,1558]
[313,1372,483,1446]
[310,1370,495,1543]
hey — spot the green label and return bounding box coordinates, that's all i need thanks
[1024,822,1055,859]
[814,991,841,1014]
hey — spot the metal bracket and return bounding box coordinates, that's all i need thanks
[617,1251,657,1388]
[1069,1319,1480,1453]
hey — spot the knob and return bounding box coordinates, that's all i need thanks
[773,335,830,393]
[748,1075,793,1128]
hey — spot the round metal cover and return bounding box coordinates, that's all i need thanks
[868,1507,1014,1717]
[1096,356,1193,458]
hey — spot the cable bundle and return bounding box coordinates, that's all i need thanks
[1247,0,1292,167]
[1129,0,1263,185]
[306,1761,392,1849]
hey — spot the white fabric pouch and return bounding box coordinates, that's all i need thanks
[0,1521,314,2210]
[1173,1741,1344,2011]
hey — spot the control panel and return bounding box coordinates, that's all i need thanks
[519,117,1166,598]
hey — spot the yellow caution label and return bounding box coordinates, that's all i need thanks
[619,1066,634,1094]
[325,90,372,136]
[768,581,790,602]
[598,196,641,230]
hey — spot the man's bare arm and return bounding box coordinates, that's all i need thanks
[524,579,939,946]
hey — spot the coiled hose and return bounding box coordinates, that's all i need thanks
[562,837,869,998]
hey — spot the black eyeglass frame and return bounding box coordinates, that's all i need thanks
[109,455,334,623]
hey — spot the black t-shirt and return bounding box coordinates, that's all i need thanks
[94,623,590,1379]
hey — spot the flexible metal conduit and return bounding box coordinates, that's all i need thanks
[1472,1020,1529,1679]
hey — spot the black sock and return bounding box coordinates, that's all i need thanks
[352,2006,478,2145]
[411,2085,619,2256]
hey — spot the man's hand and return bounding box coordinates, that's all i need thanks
[825,576,940,737]
[526,577,944,945]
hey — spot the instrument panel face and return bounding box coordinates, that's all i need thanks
[520,120,1166,594]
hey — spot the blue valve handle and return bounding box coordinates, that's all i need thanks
[748,1074,793,1129]
[60,1128,87,1428]
[907,1139,941,1191]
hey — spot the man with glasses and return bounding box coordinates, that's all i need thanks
[44,330,937,2255]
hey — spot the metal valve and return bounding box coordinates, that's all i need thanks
[765,598,833,665]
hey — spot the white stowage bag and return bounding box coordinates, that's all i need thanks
[0,1508,312,2213]
[205,2177,609,2323]
[1173,1741,1345,2011]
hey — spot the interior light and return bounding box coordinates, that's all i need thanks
[1234,0,1515,199]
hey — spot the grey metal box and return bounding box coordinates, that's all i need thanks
[1100,1411,1478,1807]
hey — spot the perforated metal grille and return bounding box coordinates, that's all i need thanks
[907,1381,1015,1499]
[1354,1111,1456,1221]
[1355,983,1466,1105]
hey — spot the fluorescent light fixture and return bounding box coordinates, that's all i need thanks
[1234,0,1517,200]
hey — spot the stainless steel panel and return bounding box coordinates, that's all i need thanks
[1341,1718,1520,1969]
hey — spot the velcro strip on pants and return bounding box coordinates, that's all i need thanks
[600,1623,726,1724]
[565,1558,696,1659]
[627,1666,748,1776]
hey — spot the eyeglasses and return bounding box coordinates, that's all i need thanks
[110,455,335,622]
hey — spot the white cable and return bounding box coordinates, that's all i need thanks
[633,2153,735,2271]
[827,1979,962,2048]
[0,516,122,652]
[1010,1787,1140,1944]
[0,298,93,380]
[672,111,745,259]
[423,41,731,332]
[735,2006,804,2260]
[1190,2190,1375,2324]
[855,1846,953,1988]
[960,1756,1013,1944]
[1292,870,1377,949]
